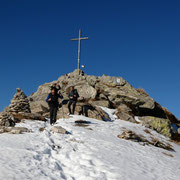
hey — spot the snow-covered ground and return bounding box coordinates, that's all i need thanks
[0,108,180,180]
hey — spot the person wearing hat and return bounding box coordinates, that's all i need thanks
[46,87,63,125]
[68,86,79,115]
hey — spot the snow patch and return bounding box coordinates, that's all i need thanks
[0,109,180,180]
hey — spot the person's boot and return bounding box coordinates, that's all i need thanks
[50,120,53,125]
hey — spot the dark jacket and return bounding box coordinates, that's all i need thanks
[46,93,63,107]
[68,89,79,101]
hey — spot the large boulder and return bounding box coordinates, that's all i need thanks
[99,75,126,87]
[29,83,52,102]
[56,103,111,121]
[116,110,136,123]
[65,83,97,100]
[29,83,55,114]
[85,106,111,121]
[9,88,31,113]
[115,104,136,123]
[139,116,173,138]
[75,84,97,100]
[29,100,49,114]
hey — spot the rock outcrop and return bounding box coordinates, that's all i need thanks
[55,103,111,121]
[29,69,156,118]
[26,69,179,139]
[139,116,172,138]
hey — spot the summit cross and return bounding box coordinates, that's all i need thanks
[71,29,88,72]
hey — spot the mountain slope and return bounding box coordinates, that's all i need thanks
[0,108,180,180]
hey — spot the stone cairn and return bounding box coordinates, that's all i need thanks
[0,88,31,127]
[8,88,31,113]
[0,112,15,127]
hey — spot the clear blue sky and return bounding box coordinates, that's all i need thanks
[0,0,179,118]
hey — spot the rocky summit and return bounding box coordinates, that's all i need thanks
[0,69,179,140]
[28,69,180,140]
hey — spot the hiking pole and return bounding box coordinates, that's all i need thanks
[61,99,65,120]
[60,81,65,120]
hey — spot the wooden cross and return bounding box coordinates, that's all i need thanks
[71,29,88,72]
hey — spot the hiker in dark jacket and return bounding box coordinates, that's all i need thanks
[68,86,79,115]
[46,88,63,125]
[50,83,61,94]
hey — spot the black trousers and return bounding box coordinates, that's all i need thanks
[68,100,77,114]
[50,106,58,124]
[79,105,89,117]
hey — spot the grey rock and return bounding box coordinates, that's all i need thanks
[50,126,68,134]
[117,104,133,114]
[86,75,99,87]
[29,101,49,114]
[99,93,107,100]
[11,112,46,121]
[0,126,31,134]
[139,116,172,138]
[29,83,52,101]
[117,129,174,151]
[88,100,110,108]
[116,109,136,123]
[99,75,126,87]
[75,84,97,100]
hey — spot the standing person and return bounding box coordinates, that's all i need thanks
[46,88,63,125]
[68,86,79,115]
[50,83,61,94]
